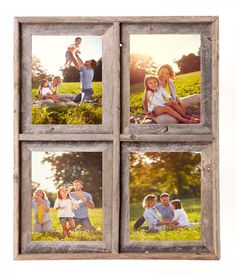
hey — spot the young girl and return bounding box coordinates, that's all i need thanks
[65,37,83,68]
[157,64,199,120]
[143,75,199,124]
[37,79,59,103]
[143,194,170,231]
[32,189,52,233]
[170,199,192,227]
[54,186,83,237]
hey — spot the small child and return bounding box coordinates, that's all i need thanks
[142,194,169,231]
[143,75,199,124]
[65,37,82,68]
[32,189,52,233]
[37,79,59,103]
[170,199,192,227]
[54,186,83,237]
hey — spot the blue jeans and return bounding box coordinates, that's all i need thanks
[73,88,94,103]
[73,217,94,231]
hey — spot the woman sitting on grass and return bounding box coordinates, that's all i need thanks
[143,194,171,231]
[143,75,199,124]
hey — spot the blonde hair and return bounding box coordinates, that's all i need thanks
[143,75,159,113]
[157,64,175,80]
[143,194,157,208]
[57,186,70,200]
[33,189,48,200]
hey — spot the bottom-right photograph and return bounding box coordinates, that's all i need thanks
[129,152,201,241]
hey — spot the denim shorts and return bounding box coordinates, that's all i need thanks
[59,217,74,224]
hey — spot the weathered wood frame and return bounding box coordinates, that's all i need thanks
[14,16,219,260]
[120,142,219,258]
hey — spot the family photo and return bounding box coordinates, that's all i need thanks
[129,152,201,241]
[130,34,201,124]
[32,36,102,125]
[31,151,103,241]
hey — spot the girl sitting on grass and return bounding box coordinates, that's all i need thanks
[170,199,193,228]
[32,189,52,233]
[143,75,199,124]
[143,194,170,231]
[54,186,83,238]
[37,79,59,103]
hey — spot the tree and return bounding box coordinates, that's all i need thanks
[130,152,201,203]
[175,53,200,74]
[130,53,158,85]
[93,58,102,81]
[32,56,48,88]
[42,152,102,207]
[60,66,80,82]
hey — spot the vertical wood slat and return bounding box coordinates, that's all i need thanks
[211,17,220,258]
[112,22,121,254]
[13,18,20,259]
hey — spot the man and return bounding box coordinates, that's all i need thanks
[72,59,97,104]
[69,179,95,231]
[134,192,174,230]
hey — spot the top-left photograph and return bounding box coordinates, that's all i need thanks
[32,35,102,125]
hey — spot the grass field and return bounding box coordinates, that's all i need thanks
[32,207,102,241]
[130,71,200,117]
[32,82,102,125]
[130,198,201,241]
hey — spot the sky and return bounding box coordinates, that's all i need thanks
[31,151,66,192]
[32,35,102,76]
[130,34,200,73]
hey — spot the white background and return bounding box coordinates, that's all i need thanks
[0,0,235,276]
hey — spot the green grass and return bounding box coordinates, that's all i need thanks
[130,198,201,241]
[32,82,102,125]
[32,207,102,241]
[130,71,200,117]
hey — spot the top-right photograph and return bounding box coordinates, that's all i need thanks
[130,34,201,125]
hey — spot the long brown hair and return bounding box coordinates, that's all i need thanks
[143,75,159,113]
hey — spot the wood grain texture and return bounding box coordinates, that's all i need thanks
[20,142,113,254]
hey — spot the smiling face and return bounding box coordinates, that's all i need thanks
[158,67,170,82]
[58,187,69,199]
[146,78,158,91]
[35,190,44,199]
[73,181,83,191]
[160,196,170,207]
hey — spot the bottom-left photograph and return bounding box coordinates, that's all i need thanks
[31,151,103,241]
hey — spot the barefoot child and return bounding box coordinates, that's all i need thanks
[143,194,170,231]
[65,37,83,68]
[37,79,59,103]
[143,75,199,124]
[32,189,52,232]
[54,186,83,237]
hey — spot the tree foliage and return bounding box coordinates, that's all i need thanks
[175,53,200,74]
[130,152,201,203]
[130,53,158,85]
[42,152,102,207]
[93,58,102,81]
[32,56,49,88]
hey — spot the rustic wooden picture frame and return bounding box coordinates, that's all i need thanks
[14,16,219,260]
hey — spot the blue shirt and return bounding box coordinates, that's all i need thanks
[156,203,174,220]
[70,191,93,218]
[80,66,94,90]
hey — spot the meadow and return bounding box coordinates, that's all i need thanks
[32,82,102,125]
[130,198,201,241]
[32,207,102,241]
[130,71,200,117]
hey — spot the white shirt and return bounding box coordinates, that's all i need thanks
[173,209,190,227]
[147,88,171,112]
[143,207,163,231]
[41,87,52,97]
[54,198,82,218]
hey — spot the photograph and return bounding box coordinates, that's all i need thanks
[32,35,102,125]
[129,151,201,241]
[130,34,201,125]
[31,151,103,241]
